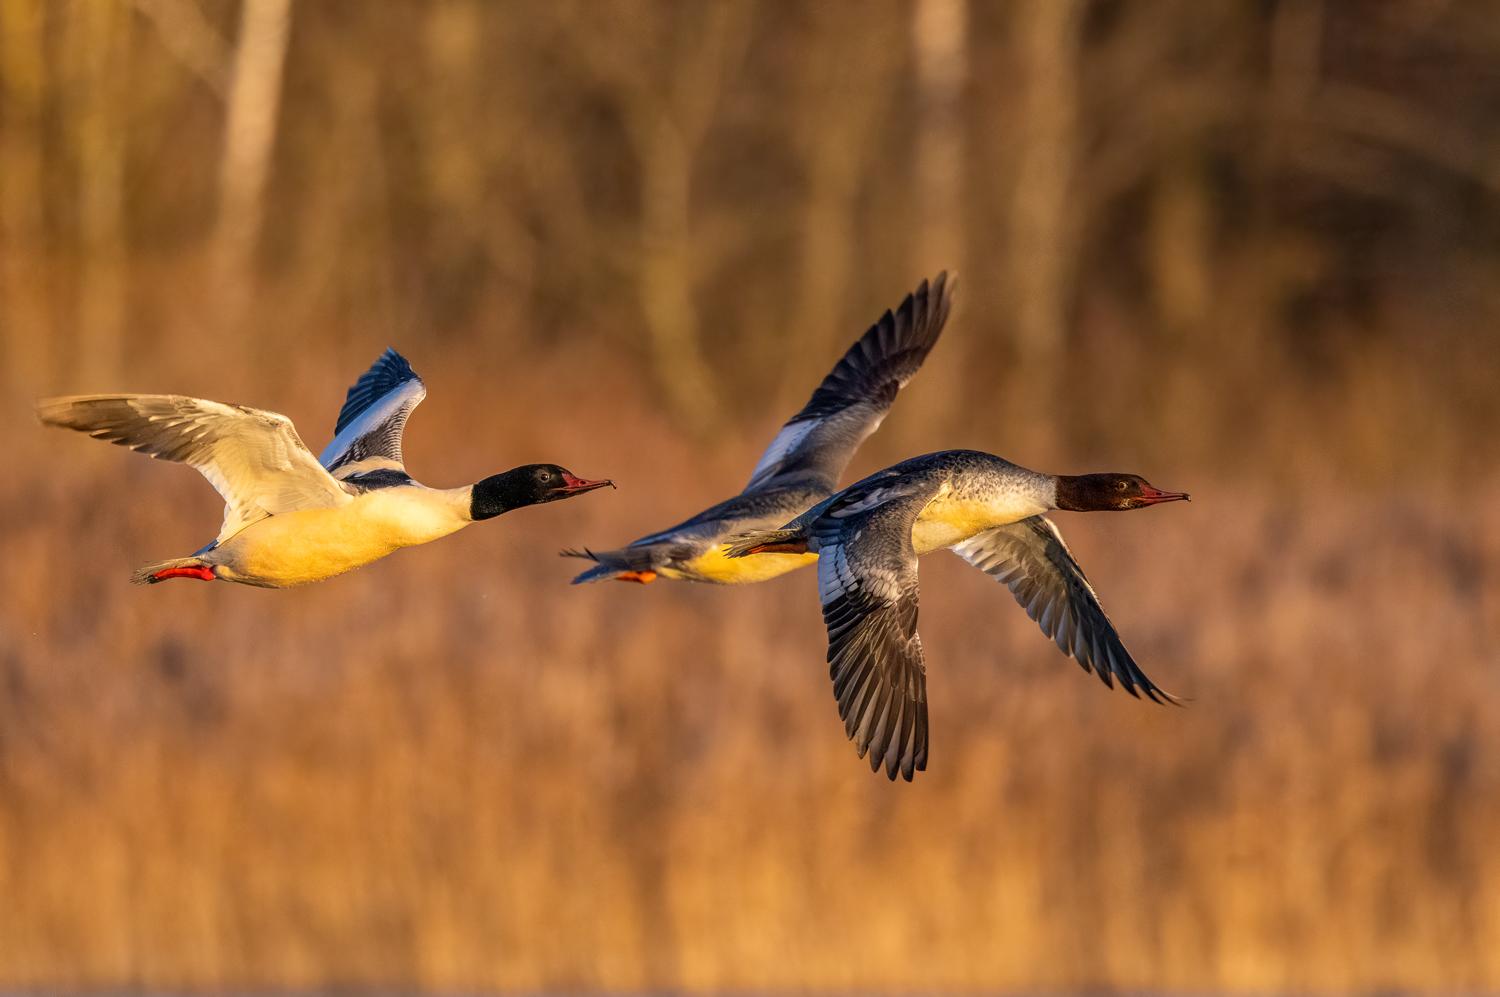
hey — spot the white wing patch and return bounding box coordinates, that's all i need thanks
[319,375,426,472]
[744,419,816,491]
[832,480,942,519]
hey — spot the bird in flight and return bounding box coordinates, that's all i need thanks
[725,449,1189,781]
[565,273,953,585]
[38,349,613,587]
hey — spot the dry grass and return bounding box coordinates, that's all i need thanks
[4,1,1500,989]
[1,348,1496,992]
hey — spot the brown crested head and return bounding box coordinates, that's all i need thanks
[1055,472,1191,512]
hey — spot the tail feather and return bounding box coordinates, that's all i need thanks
[561,545,665,584]
[723,528,808,559]
[569,562,622,585]
[130,556,214,585]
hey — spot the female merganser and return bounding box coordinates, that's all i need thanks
[564,273,953,585]
[37,349,613,587]
[724,450,1189,781]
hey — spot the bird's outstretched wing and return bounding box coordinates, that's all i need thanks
[320,348,427,475]
[38,394,350,540]
[810,476,944,780]
[744,272,954,494]
[952,516,1179,703]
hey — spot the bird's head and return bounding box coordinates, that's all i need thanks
[1056,473,1190,512]
[470,464,614,520]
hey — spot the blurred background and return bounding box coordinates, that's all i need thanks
[2,0,1499,991]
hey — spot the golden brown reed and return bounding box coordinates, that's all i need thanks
[4,1,1500,989]
[1,348,1497,993]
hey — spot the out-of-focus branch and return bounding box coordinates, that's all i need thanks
[549,1,751,431]
[419,1,538,293]
[214,0,292,335]
[129,0,230,98]
[790,2,900,376]
[1009,0,1082,388]
[69,0,128,383]
[913,0,968,277]
[0,0,50,391]
[1311,83,1500,195]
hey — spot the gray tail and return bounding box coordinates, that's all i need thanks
[722,528,808,559]
[130,555,214,585]
[560,546,662,584]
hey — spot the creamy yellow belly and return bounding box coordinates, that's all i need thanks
[666,544,820,584]
[209,489,469,587]
[911,492,1048,554]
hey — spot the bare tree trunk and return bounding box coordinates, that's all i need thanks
[1009,0,1081,412]
[912,0,968,434]
[0,0,50,392]
[214,0,292,338]
[913,0,968,277]
[69,0,128,384]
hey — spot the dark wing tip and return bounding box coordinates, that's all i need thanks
[827,594,929,784]
[787,272,958,426]
[1141,678,1187,707]
[333,348,423,435]
[1089,637,1184,707]
[902,269,956,351]
[376,346,415,371]
[874,269,956,365]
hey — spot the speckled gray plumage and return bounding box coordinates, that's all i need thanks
[565,483,827,580]
[727,448,1178,781]
[566,273,954,584]
[774,449,1050,548]
[813,476,940,780]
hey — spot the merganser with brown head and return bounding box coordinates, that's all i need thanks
[564,273,954,585]
[724,449,1189,781]
[37,349,613,587]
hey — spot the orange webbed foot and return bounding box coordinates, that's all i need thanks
[151,565,216,583]
[614,570,658,584]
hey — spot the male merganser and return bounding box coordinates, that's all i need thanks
[724,449,1189,781]
[564,273,953,585]
[38,349,613,587]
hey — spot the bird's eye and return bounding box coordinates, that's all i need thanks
[1117,480,1128,492]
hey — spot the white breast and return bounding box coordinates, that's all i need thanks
[211,485,472,586]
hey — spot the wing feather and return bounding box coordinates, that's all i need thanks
[952,516,1179,703]
[38,394,350,539]
[745,273,954,493]
[320,349,427,473]
[811,477,942,780]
